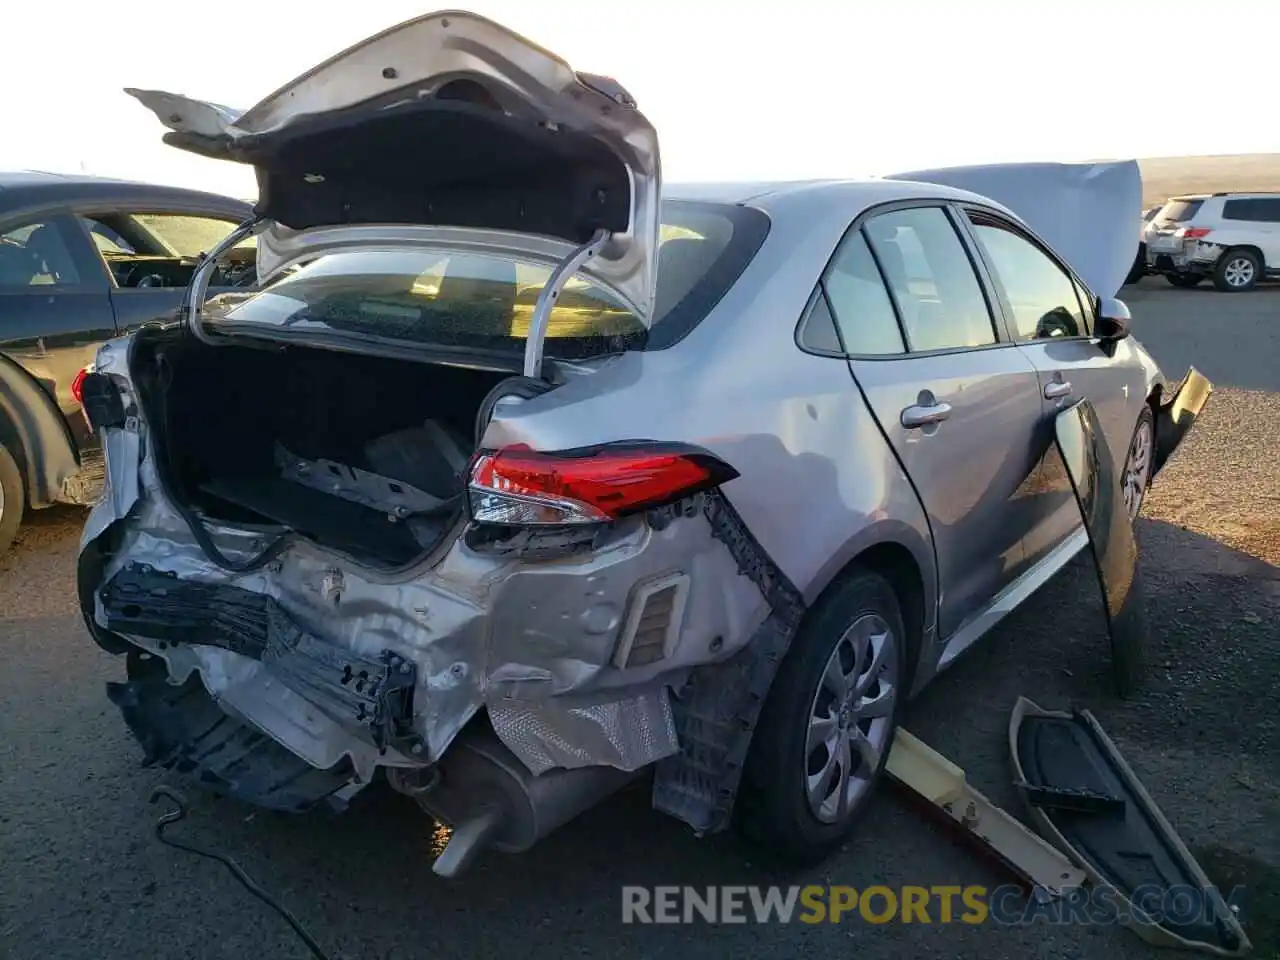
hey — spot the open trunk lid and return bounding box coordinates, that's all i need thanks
[126,10,661,326]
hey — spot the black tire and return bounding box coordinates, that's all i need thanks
[1122,406,1156,521]
[0,443,24,558]
[735,568,907,864]
[1124,246,1146,285]
[1166,273,1202,288]
[1212,248,1261,292]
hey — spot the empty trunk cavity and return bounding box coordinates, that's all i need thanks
[131,332,523,568]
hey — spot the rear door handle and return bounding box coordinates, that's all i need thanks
[1044,380,1073,399]
[901,402,953,428]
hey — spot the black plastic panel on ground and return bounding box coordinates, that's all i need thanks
[1015,710,1245,953]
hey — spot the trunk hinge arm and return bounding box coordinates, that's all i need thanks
[522,228,610,379]
[184,216,268,345]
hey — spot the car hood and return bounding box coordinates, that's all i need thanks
[125,10,662,325]
[885,160,1141,299]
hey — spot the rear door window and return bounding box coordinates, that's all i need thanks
[1222,199,1255,221]
[862,206,997,352]
[1220,198,1280,222]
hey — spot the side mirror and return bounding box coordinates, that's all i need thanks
[1096,296,1131,342]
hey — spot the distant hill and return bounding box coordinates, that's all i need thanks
[1138,153,1280,207]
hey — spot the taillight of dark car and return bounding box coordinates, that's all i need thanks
[71,366,89,405]
[77,369,127,431]
[467,442,739,526]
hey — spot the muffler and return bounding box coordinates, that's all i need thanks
[388,725,642,877]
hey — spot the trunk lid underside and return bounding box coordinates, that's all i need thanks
[126,9,662,324]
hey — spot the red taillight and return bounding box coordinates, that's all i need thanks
[468,443,739,526]
[1179,227,1212,239]
[71,366,89,404]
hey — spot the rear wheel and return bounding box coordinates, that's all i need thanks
[735,569,905,864]
[1166,273,1202,288]
[1213,248,1261,292]
[0,444,24,557]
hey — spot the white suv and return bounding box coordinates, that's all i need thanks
[1143,193,1280,291]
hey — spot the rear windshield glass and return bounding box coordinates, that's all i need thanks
[1156,199,1204,223]
[203,201,769,359]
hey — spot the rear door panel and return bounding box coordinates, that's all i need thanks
[837,204,1047,640]
[850,351,1045,638]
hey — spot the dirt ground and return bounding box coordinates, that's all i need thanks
[0,279,1276,960]
[1139,153,1280,207]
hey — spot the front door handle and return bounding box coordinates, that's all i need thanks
[901,402,953,428]
[1044,380,1073,400]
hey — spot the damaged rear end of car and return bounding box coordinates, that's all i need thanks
[79,10,778,876]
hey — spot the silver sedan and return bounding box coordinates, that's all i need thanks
[80,10,1203,877]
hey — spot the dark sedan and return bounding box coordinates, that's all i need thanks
[0,171,253,554]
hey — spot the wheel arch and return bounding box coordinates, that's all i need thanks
[1219,243,1266,269]
[0,353,81,508]
[802,522,936,690]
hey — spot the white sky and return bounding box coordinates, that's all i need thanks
[3,0,1277,198]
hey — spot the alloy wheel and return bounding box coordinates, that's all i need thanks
[1223,256,1256,289]
[805,613,898,824]
[1123,418,1154,520]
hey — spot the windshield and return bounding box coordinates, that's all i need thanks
[131,214,256,257]
[1156,199,1204,224]
[203,201,769,359]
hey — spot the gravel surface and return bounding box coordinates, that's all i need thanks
[1,279,1276,960]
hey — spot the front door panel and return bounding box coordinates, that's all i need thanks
[1014,337,1148,567]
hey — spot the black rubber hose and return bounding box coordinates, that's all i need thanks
[150,787,334,960]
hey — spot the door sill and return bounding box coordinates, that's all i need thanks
[936,527,1088,672]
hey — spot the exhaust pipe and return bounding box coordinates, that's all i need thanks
[388,725,643,877]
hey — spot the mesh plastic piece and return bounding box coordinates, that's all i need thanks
[488,688,679,775]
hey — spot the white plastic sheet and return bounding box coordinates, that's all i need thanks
[886,160,1142,299]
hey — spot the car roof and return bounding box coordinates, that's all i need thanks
[0,170,253,218]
